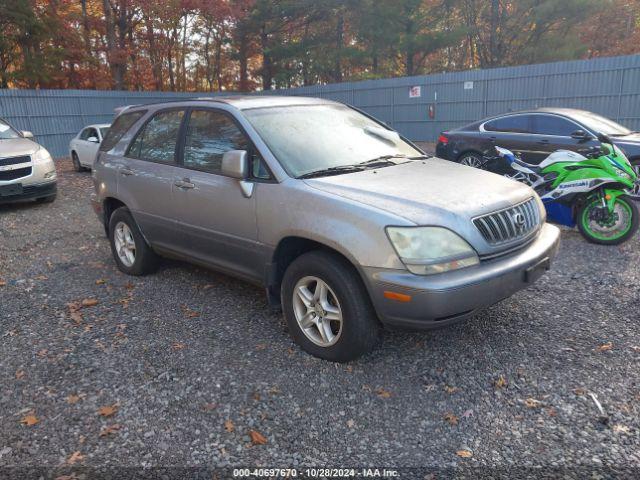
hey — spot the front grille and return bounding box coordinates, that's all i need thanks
[0,155,31,166]
[0,167,32,181]
[473,197,539,245]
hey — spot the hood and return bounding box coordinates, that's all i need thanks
[0,137,40,158]
[304,158,536,226]
[613,134,640,156]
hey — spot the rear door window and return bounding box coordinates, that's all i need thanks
[100,110,146,152]
[531,115,578,136]
[128,110,185,164]
[484,115,531,133]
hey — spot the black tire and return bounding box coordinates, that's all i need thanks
[281,250,380,362]
[36,195,56,204]
[108,207,159,275]
[576,194,639,245]
[457,151,484,168]
[71,152,84,172]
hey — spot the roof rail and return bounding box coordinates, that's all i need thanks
[114,104,142,115]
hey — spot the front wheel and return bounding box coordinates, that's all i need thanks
[577,195,639,245]
[281,251,380,362]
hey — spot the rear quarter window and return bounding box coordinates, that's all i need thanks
[100,110,146,152]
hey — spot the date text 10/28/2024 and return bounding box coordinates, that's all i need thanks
[233,468,400,478]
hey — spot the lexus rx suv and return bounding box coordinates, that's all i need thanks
[91,97,560,361]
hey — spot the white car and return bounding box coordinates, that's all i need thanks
[69,124,110,171]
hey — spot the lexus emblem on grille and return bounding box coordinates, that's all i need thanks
[512,212,526,231]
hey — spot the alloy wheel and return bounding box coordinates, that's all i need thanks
[292,276,343,347]
[459,154,484,168]
[114,221,136,267]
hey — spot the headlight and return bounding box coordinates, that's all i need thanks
[386,226,479,275]
[32,147,53,164]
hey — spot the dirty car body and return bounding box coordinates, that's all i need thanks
[91,96,560,361]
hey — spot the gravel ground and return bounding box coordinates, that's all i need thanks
[1,159,640,479]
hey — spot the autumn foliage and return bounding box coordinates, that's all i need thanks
[0,0,638,92]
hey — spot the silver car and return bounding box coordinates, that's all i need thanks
[0,117,57,204]
[91,97,560,361]
[69,123,110,171]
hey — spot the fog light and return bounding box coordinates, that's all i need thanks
[44,170,56,179]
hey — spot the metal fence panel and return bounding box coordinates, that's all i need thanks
[1,54,639,157]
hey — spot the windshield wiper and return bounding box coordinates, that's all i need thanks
[297,165,366,179]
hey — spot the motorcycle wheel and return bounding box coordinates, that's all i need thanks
[577,195,639,245]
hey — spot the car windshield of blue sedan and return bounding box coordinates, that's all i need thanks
[0,119,20,140]
[244,104,421,178]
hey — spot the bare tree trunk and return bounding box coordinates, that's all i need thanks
[334,12,343,82]
[260,24,272,91]
[238,29,249,91]
[489,0,499,67]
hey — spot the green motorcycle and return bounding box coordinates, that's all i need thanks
[487,133,639,245]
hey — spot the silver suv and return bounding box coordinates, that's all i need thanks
[0,117,57,204]
[91,97,560,361]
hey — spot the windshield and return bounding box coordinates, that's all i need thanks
[571,111,632,136]
[99,127,110,139]
[243,104,421,178]
[0,118,20,140]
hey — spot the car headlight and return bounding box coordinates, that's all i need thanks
[386,226,479,275]
[32,147,53,164]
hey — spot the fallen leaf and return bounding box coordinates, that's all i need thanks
[546,407,557,417]
[66,394,81,404]
[224,420,235,432]
[461,409,474,418]
[612,424,630,434]
[202,403,217,411]
[15,370,25,379]
[20,414,39,426]
[66,451,84,465]
[171,342,186,351]
[456,449,473,458]
[376,388,392,398]
[253,392,261,401]
[97,404,118,417]
[255,343,267,351]
[597,342,613,352]
[444,412,459,425]
[525,398,542,409]
[444,385,459,394]
[573,388,587,396]
[99,424,121,437]
[95,279,106,285]
[0,280,7,287]
[81,298,99,308]
[70,311,83,325]
[494,375,508,389]
[249,430,267,445]
[36,349,48,358]
[346,419,355,428]
[181,305,200,318]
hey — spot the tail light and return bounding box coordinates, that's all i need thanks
[437,134,449,145]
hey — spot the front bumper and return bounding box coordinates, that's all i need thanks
[364,223,561,329]
[0,181,57,204]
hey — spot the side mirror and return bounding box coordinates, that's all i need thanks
[87,136,99,143]
[21,130,34,139]
[571,129,590,140]
[597,132,612,144]
[221,150,249,179]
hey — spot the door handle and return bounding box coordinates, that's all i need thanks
[488,136,497,143]
[120,167,134,176]
[174,178,195,189]
[537,139,550,144]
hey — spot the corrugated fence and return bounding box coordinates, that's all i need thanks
[1,54,640,158]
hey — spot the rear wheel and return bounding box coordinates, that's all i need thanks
[71,152,84,172]
[281,251,380,362]
[108,207,159,275]
[577,195,639,245]
[458,152,484,168]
